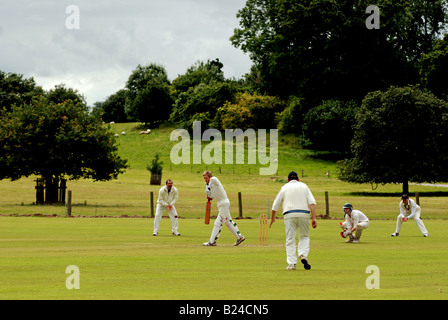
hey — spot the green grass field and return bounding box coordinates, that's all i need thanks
[0,217,446,300]
[0,122,447,300]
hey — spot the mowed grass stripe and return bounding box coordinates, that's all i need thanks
[0,217,447,299]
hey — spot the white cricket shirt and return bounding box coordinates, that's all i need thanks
[157,185,178,206]
[205,177,228,203]
[272,180,316,218]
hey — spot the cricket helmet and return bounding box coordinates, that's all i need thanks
[342,203,353,216]
[342,203,353,210]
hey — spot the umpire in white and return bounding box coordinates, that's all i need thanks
[271,171,317,270]
[153,179,180,236]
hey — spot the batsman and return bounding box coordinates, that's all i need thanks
[202,171,246,246]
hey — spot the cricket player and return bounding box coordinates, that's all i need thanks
[340,203,369,243]
[391,194,429,237]
[270,171,317,270]
[153,179,181,236]
[202,171,245,246]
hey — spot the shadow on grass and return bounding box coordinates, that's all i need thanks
[348,191,448,197]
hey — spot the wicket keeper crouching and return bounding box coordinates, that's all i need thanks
[339,203,369,243]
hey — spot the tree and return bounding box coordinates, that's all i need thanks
[0,70,43,111]
[46,83,86,106]
[276,96,305,135]
[419,34,448,100]
[125,63,173,127]
[169,81,240,129]
[95,89,129,123]
[301,100,359,153]
[0,96,128,203]
[231,0,448,109]
[337,85,448,193]
[171,59,225,96]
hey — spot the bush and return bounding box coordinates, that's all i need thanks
[146,153,163,175]
[217,92,285,130]
[170,81,238,129]
[276,96,304,135]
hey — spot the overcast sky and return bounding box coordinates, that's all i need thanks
[0,0,252,106]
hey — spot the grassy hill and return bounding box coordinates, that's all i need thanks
[0,122,447,219]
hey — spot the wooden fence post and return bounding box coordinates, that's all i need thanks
[325,191,329,218]
[150,191,154,218]
[66,190,72,217]
[415,192,420,206]
[238,192,243,218]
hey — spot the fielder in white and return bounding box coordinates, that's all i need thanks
[271,171,317,270]
[339,203,369,243]
[202,171,246,246]
[391,194,429,237]
[153,179,181,236]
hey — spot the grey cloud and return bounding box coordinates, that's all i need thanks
[0,0,251,105]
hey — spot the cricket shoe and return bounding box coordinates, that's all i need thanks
[203,241,216,246]
[286,264,296,270]
[423,233,429,237]
[172,232,181,236]
[352,238,360,244]
[390,232,399,237]
[300,256,311,270]
[234,236,246,246]
[152,232,158,236]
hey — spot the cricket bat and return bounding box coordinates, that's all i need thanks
[205,200,211,224]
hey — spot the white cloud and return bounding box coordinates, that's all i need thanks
[0,0,251,106]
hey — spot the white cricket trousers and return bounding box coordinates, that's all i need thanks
[284,217,310,265]
[209,199,242,243]
[395,207,428,235]
[153,204,179,234]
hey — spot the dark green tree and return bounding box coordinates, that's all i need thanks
[419,34,448,100]
[125,63,173,127]
[170,81,240,129]
[46,83,86,106]
[0,71,43,111]
[0,96,128,203]
[337,85,448,194]
[302,100,359,153]
[94,89,129,123]
[171,59,225,96]
[231,0,448,109]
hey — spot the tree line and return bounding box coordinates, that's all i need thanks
[1,0,448,199]
[93,1,448,192]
